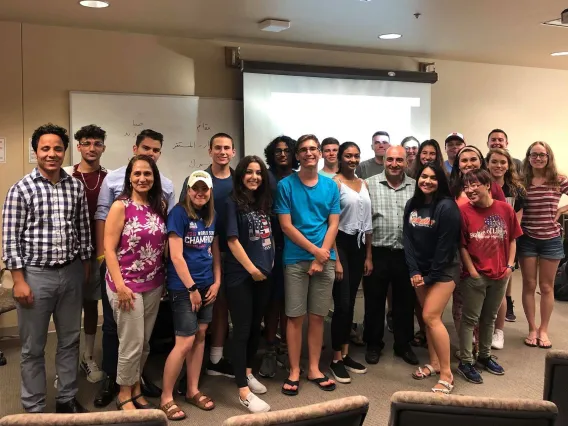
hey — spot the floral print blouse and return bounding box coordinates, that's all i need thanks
[106,199,167,293]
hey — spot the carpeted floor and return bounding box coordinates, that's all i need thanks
[1,272,567,425]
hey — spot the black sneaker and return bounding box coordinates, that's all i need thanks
[342,355,367,374]
[330,360,351,384]
[457,361,483,384]
[505,298,516,322]
[386,311,393,333]
[206,358,235,378]
[477,355,505,375]
[259,347,277,378]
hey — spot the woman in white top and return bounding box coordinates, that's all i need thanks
[329,142,373,384]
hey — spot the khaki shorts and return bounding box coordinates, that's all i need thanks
[84,256,101,301]
[284,260,335,317]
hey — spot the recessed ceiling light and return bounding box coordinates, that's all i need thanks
[551,51,568,56]
[379,33,402,40]
[79,1,110,8]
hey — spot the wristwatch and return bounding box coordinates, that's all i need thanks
[507,265,515,272]
[187,284,198,293]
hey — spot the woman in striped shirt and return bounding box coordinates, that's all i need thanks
[519,142,568,349]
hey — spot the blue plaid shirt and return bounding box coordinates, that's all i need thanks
[2,168,92,269]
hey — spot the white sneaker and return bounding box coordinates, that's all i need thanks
[246,374,267,394]
[491,329,505,350]
[239,392,270,413]
[80,353,105,383]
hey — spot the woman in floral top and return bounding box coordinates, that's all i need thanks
[104,155,167,411]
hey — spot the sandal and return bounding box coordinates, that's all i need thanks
[160,400,186,421]
[307,375,336,391]
[185,391,215,411]
[281,379,299,396]
[537,338,552,349]
[132,394,155,409]
[432,379,454,395]
[524,336,538,347]
[411,330,427,348]
[412,364,439,380]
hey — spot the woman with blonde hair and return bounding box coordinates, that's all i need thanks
[519,142,568,349]
[486,148,526,350]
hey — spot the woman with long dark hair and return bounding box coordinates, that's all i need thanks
[410,140,446,179]
[159,170,220,420]
[519,142,568,349]
[104,155,167,411]
[403,162,461,394]
[225,155,275,413]
[328,142,372,384]
[486,148,526,350]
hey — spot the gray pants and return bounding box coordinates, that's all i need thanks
[107,284,162,386]
[459,274,508,364]
[17,260,84,412]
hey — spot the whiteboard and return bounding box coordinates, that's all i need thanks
[70,92,243,194]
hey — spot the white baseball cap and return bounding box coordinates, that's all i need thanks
[445,132,465,144]
[187,170,213,189]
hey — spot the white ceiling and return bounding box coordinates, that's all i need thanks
[1,0,568,69]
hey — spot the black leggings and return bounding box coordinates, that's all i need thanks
[331,231,366,352]
[226,275,272,388]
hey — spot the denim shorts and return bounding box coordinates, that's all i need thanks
[169,289,214,336]
[517,235,565,260]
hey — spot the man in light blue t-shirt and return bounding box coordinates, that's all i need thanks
[274,134,340,395]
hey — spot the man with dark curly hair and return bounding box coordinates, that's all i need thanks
[2,123,92,413]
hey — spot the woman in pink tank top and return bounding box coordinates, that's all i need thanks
[104,155,167,411]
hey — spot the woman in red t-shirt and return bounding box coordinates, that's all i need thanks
[518,142,568,349]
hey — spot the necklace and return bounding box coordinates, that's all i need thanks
[78,165,102,191]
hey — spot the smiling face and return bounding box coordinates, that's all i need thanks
[296,139,321,169]
[488,132,508,149]
[340,146,361,173]
[418,166,439,197]
[36,134,66,175]
[420,145,437,165]
[188,180,211,209]
[458,150,481,174]
[528,143,549,170]
[404,143,419,162]
[243,161,262,191]
[488,153,509,180]
[274,141,291,167]
[322,143,339,168]
[384,146,406,179]
[130,160,154,194]
[209,136,235,167]
[464,179,490,205]
[372,135,390,157]
[446,139,465,161]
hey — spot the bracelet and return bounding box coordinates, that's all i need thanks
[96,254,105,262]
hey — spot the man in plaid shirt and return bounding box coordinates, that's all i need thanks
[2,123,92,413]
[363,145,419,366]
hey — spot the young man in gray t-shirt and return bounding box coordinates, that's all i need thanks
[356,131,390,179]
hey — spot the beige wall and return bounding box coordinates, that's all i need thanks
[2,21,568,330]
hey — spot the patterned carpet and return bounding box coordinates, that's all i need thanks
[1,272,567,425]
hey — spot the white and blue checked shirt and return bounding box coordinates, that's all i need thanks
[2,168,92,269]
[366,172,415,249]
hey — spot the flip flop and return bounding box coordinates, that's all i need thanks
[307,375,336,391]
[524,336,538,347]
[537,338,552,349]
[281,378,300,396]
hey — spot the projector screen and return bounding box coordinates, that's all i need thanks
[243,73,431,164]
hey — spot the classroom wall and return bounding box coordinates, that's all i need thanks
[1,21,568,330]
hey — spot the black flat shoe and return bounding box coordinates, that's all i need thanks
[394,348,419,365]
[132,393,156,409]
[141,374,162,398]
[94,376,118,408]
[56,398,88,413]
[365,349,381,365]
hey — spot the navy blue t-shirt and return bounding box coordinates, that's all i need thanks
[166,204,216,291]
[224,197,275,287]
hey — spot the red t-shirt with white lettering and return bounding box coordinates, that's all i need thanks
[460,200,523,280]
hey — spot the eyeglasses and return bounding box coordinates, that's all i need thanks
[275,148,290,155]
[79,141,104,148]
[298,146,319,154]
[529,153,548,160]
[463,182,481,190]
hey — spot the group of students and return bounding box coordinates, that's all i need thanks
[2,123,567,419]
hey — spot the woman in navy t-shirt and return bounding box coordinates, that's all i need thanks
[159,170,221,420]
[225,155,275,413]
